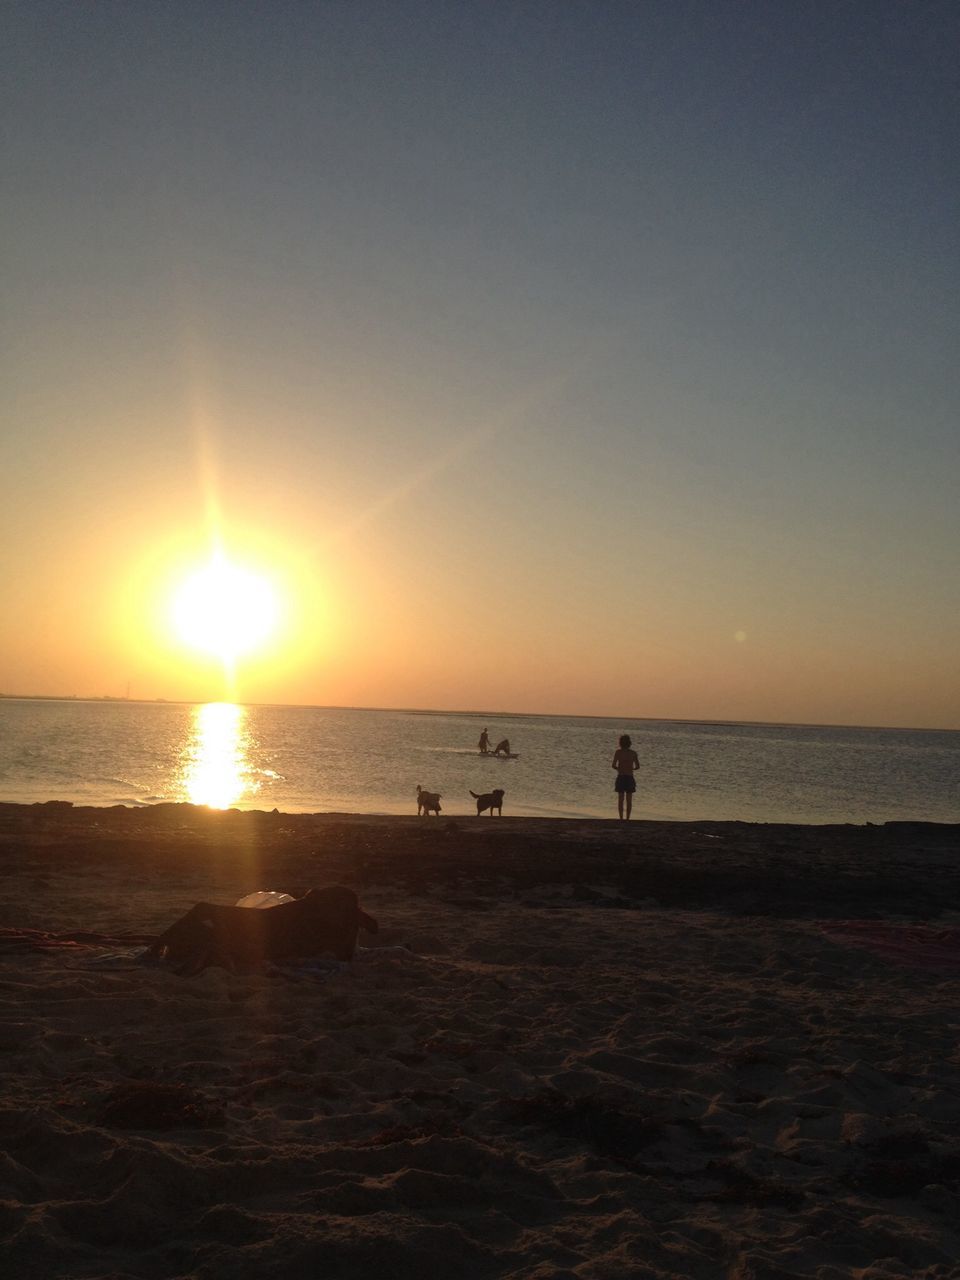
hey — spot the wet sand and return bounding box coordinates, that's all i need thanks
[1,802,959,1279]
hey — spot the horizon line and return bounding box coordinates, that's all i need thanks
[0,692,955,736]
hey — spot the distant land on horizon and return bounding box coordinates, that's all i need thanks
[0,693,955,736]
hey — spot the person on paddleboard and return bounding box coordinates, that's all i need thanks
[478,728,490,754]
[493,737,511,757]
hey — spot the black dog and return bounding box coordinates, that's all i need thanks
[416,785,442,816]
[146,886,378,975]
[470,788,504,816]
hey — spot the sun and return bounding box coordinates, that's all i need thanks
[170,553,279,662]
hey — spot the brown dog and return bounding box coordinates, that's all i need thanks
[146,886,378,975]
[416,785,442,816]
[470,788,504,816]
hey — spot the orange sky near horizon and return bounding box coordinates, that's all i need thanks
[3,432,957,730]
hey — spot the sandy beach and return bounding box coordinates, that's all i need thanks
[2,802,959,1279]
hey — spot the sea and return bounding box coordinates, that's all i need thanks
[0,698,957,825]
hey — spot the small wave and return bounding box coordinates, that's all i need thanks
[98,776,145,793]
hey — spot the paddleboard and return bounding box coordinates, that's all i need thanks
[479,752,520,759]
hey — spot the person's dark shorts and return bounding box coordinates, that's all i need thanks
[614,774,636,794]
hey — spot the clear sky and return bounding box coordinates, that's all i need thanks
[3,1,958,727]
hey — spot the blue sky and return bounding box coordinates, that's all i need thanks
[3,1,958,726]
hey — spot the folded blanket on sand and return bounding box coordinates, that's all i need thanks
[0,927,157,954]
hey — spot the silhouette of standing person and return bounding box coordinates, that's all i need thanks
[478,728,490,754]
[611,733,640,820]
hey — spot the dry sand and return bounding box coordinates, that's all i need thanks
[1,802,959,1279]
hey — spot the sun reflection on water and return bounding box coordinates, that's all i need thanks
[181,702,254,808]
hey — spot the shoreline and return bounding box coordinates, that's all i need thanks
[2,802,960,1277]
[3,800,958,922]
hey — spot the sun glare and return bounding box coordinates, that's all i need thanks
[181,701,250,808]
[171,554,279,662]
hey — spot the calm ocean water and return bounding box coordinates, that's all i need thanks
[0,699,957,824]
